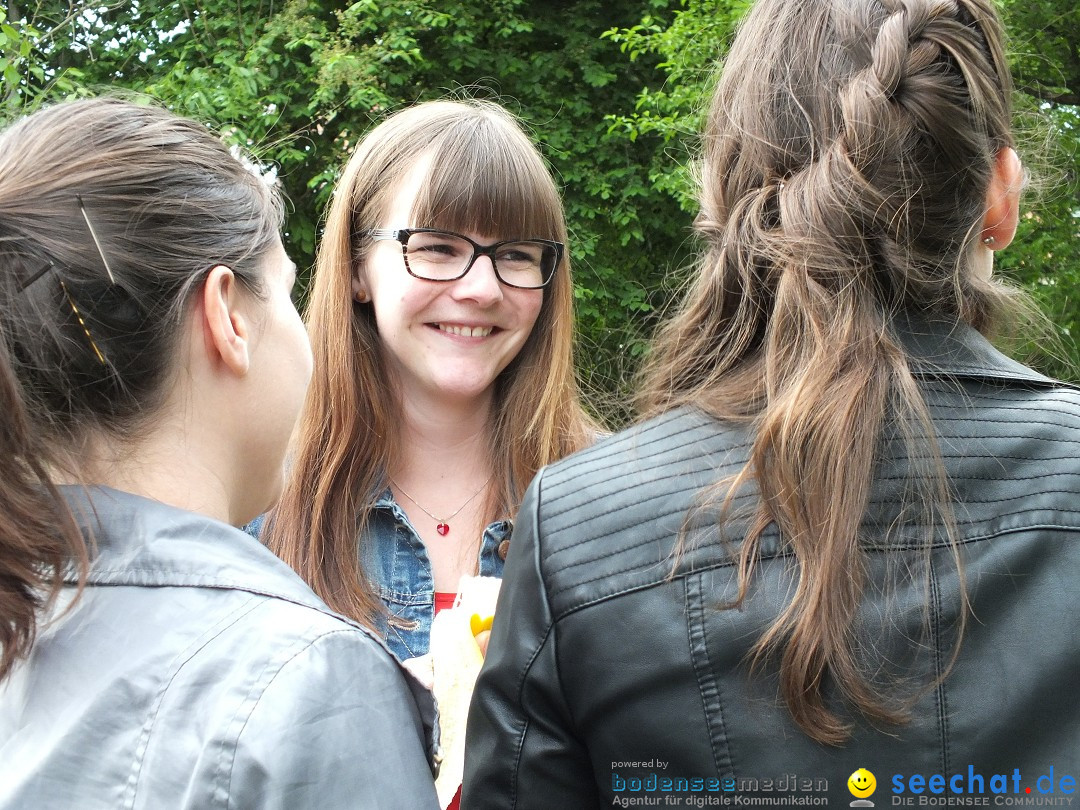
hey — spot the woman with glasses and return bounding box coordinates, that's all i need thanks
[262,98,596,806]
[0,98,438,808]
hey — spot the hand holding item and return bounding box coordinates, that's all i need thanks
[402,653,435,691]
[429,576,501,809]
[470,612,494,657]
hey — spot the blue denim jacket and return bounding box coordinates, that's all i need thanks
[365,489,509,661]
[247,489,509,662]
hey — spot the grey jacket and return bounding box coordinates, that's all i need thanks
[0,487,440,809]
[465,318,1080,808]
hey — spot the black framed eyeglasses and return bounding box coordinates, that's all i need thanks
[368,228,563,290]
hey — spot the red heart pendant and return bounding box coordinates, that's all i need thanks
[436,523,450,536]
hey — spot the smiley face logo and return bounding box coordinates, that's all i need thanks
[848,768,877,798]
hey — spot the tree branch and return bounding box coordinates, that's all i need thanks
[33,0,131,46]
[1018,82,1080,107]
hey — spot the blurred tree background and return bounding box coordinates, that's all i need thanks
[2,0,1077,422]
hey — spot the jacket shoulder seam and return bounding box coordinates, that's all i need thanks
[126,595,265,808]
[219,626,378,808]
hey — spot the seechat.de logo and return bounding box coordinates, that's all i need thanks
[849,768,877,807]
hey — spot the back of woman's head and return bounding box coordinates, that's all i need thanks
[639,0,1023,745]
[709,0,1012,259]
[0,97,283,681]
[0,98,283,440]
[270,98,594,628]
[643,0,1017,414]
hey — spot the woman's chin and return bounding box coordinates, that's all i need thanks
[410,365,504,406]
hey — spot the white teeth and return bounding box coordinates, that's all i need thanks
[437,324,493,338]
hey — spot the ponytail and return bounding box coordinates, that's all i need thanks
[0,318,87,682]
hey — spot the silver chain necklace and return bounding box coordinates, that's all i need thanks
[390,476,493,536]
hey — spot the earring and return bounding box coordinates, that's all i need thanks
[981,235,996,246]
[354,289,370,303]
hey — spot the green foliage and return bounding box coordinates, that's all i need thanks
[995,101,1080,378]
[0,1,85,118]
[996,0,1080,377]
[1003,0,1080,106]
[9,0,702,422]
[8,0,1079,419]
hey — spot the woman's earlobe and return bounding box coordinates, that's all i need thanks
[202,265,251,375]
[350,272,370,303]
[979,147,1023,250]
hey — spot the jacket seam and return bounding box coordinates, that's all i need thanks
[220,627,363,809]
[928,555,950,777]
[541,413,1080,567]
[510,467,558,810]
[927,417,1080,431]
[543,496,1080,586]
[544,472,721,540]
[912,366,1075,387]
[544,469,1080,541]
[543,412,724,477]
[547,522,1080,620]
[507,624,555,810]
[685,573,732,776]
[125,596,265,809]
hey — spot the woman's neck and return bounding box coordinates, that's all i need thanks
[394,388,495,486]
[62,426,234,525]
[390,390,499,592]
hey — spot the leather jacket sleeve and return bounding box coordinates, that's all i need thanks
[228,629,440,809]
[463,471,600,809]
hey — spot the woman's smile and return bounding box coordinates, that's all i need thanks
[432,323,497,338]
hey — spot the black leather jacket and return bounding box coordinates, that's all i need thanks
[464,319,1080,809]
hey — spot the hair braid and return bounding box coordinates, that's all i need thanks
[639,0,1021,744]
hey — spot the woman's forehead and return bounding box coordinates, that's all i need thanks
[401,143,560,239]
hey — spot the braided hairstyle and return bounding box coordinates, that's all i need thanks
[638,0,1022,744]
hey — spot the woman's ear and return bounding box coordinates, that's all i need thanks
[201,265,251,376]
[980,147,1023,250]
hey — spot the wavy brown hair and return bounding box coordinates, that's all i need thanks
[638,0,1030,744]
[0,98,283,682]
[267,100,596,628]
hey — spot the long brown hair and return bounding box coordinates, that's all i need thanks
[0,98,283,682]
[267,100,596,628]
[638,0,1028,744]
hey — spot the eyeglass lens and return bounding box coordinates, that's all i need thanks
[403,231,556,288]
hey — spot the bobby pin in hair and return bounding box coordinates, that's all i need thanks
[76,195,117,285]
[17,259,55,293]
[59,279,107,365]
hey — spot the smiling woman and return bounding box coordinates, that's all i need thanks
[261,98,598,808]
[356,150,546,410]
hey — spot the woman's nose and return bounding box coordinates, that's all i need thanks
[451,254,504,305]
